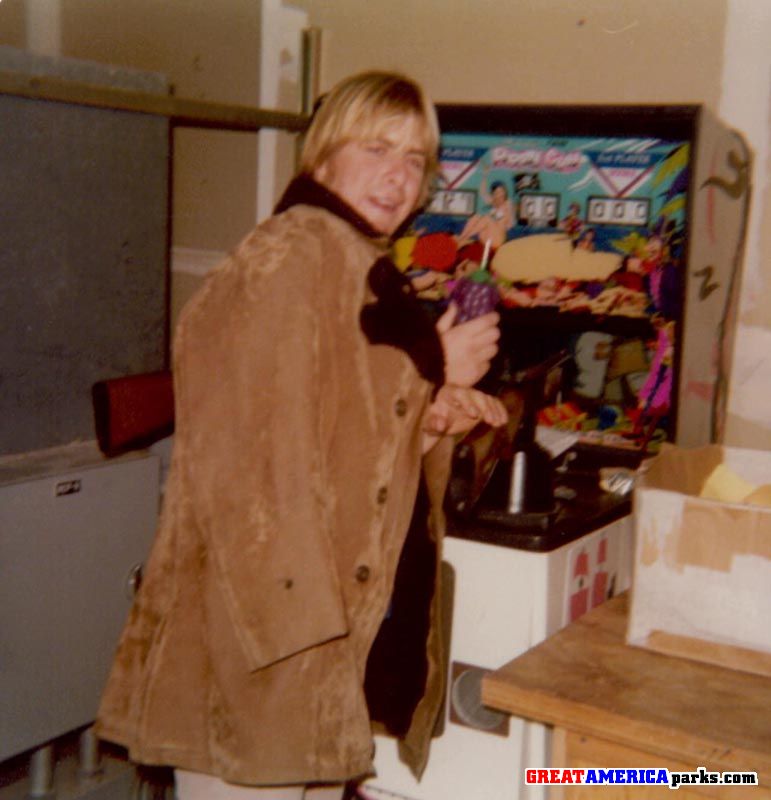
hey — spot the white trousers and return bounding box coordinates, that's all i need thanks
[174,770,345,800]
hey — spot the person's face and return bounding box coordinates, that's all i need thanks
[313,115,427,236]
[492,185,507,206]
[645,236,663,260]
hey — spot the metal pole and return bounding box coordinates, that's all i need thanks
[27,744,55,799]
[507,451,526,514]
[300,27,322,116]
[296,27,322,169]
[78,726,102,777]
[0,70,308,134]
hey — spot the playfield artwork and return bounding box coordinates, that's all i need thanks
[393,132,693,451]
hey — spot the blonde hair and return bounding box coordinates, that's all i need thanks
[300,71,439,203]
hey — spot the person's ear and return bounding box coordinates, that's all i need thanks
[314,160,330,186]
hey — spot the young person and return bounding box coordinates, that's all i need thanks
[96,71,504,800]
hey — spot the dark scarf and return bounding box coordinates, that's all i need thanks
[275,175,445,388]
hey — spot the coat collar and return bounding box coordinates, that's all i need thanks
[274,173,390,244]
[274,173,422,244]
[275,174,444,389]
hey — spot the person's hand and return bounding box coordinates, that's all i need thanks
[436,303,500,387]
[423,384,508,439]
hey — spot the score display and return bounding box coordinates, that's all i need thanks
[587,196,650,227]
[518,193,559,226]
[418,130,687,261]
[426,189,476,217]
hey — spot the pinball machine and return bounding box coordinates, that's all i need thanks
[362,103,750,800]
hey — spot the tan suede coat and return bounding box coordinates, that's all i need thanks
[95,196,452,786]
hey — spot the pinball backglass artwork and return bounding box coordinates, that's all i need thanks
[396,105,750,455]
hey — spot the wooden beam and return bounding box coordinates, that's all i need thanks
[0,68,309,134]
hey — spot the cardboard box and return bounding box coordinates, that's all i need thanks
[627,444,771,677]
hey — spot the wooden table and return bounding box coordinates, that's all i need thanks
[482,593,771,798]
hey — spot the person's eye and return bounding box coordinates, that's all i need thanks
[407,155,426,172]
[364,142,387,156]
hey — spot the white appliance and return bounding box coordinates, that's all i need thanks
[362,512,633,800]
[0,442,160,762]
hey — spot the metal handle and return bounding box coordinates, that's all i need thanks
[507,451,526,514]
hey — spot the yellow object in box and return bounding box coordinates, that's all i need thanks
[700,463,758,504]
[745,485,771,508]
[699,463,771,507]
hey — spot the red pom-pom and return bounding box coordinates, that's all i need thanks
[412,233,458,271]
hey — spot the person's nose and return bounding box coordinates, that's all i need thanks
[383,154,409,187]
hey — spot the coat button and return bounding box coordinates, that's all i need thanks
[394,398,407,417]
[376,486,388,504]
[355,565,370,583]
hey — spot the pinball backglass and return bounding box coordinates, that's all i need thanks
[397,104,750,455]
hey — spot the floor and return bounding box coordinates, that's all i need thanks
[0,732,172,800]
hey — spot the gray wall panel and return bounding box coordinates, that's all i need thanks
[0,50,170,454]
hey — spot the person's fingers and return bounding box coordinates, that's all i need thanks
[460,392,507,428]
[456,311,499,335]
[485,397,508,427]
[477,343,498,360]
[424,407,450,435]
[454,393,481,419]
[435,302,459,334]
[439,309,501,387]
[438,387,475,418]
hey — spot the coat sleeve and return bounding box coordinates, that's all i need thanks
[172,222,348,672]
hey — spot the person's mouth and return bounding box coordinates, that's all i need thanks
[369,195,402,214]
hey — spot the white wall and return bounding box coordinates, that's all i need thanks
[719,0,771,448]
[301,0,726,105]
